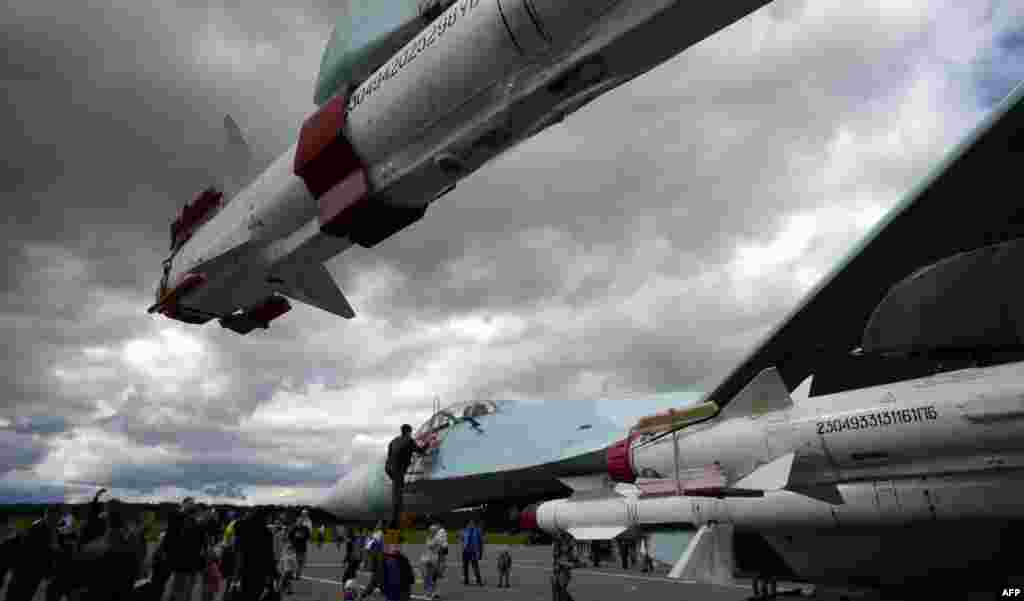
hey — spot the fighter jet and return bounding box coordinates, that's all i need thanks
[147,0,771,334]
[319,395,696,523]
[525,81,1024,598]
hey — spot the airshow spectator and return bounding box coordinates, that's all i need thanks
[432,522,449,584]
[461,520,484,586]
[343,527,361,583]
[551,530,576,601]
[335,523,345,552]
[385,424,428,528]
[5,505,60,601]
[496,549,512,588]
[420,524,441,599]
[87,500,141,600]
[233,508,277,600]
[363,524,386,598]
[77,489,109,551]
[291,508,313,580]
[165,497,208,601]
[381,546,415,601]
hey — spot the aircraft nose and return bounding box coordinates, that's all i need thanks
[320,462,392,520]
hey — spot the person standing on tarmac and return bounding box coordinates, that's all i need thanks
[166,497,209,601]
[461,520,484,586]
[385,424,429,529]
[363,523,386,598]
[5,505,61,601]
[290,509,313,581]
[551,530,576,601]
[232,509,277,600]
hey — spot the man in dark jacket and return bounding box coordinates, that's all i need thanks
[385,424,428,528]
[165,497,207,601]
[381,547,415,601]
[288,511,312,581]
[233,509,277,600]
[5,506,60,601]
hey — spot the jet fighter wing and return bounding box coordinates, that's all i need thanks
[704,81,1024,408]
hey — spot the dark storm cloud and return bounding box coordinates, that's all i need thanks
[1,0,1022,503]
[13,415,68,435]
[0,431,50,474]
[106,460,343,495]
[0,480,74,504]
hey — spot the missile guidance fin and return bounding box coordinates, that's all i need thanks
[221,114,257,199]
[558,475,618,500]
[718,367,793,420]
[567,526,627,541]
[271,263,356,319]
[734,452,796,491]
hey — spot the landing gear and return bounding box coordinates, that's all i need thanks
[751,575,778,599]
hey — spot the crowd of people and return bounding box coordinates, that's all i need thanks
[0,486,655,601]
[0,490,337,601]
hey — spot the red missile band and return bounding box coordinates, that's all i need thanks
[295,92,373,239]
[519,506,538,531]
[606,433,636,483]
[246,296,292,324]
[147,272,207,315]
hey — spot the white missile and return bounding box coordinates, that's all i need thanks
[148,0,771,332]
[524,358,1024,590]
[531,471,1024,537]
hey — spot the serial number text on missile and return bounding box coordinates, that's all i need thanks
[348,0,482,112]
[816,406,939,435]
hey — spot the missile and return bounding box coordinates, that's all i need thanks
[150,0,772,332]
[525,357,1024,536]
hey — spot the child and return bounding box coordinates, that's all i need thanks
[496,550,512,588]
[344,578,362,601]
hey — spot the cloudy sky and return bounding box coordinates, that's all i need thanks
[1,0,1022,506]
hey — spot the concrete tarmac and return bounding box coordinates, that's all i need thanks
[12,542,881,600]
[296,544,762,601]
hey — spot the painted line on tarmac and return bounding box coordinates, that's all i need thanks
[508,563,750,590]
[305,563,749,592]
[302,576,434,600]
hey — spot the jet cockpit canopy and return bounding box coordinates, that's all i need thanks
[416,399,500,437]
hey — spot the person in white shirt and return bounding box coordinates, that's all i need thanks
[420,525,440,599]
[434,524,449,580]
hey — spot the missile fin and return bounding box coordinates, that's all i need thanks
[789,484,844,505]
[221,114,257,199]
[272,263,355,319]
[567,526,627,541]
[558,475,620,501]
[734,451,795,491]
[718,367,792,420]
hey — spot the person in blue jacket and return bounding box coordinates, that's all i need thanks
[461,520,484,586]
[381,546,415,601]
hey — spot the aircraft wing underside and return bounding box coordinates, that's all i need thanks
[704,82,1024,407]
